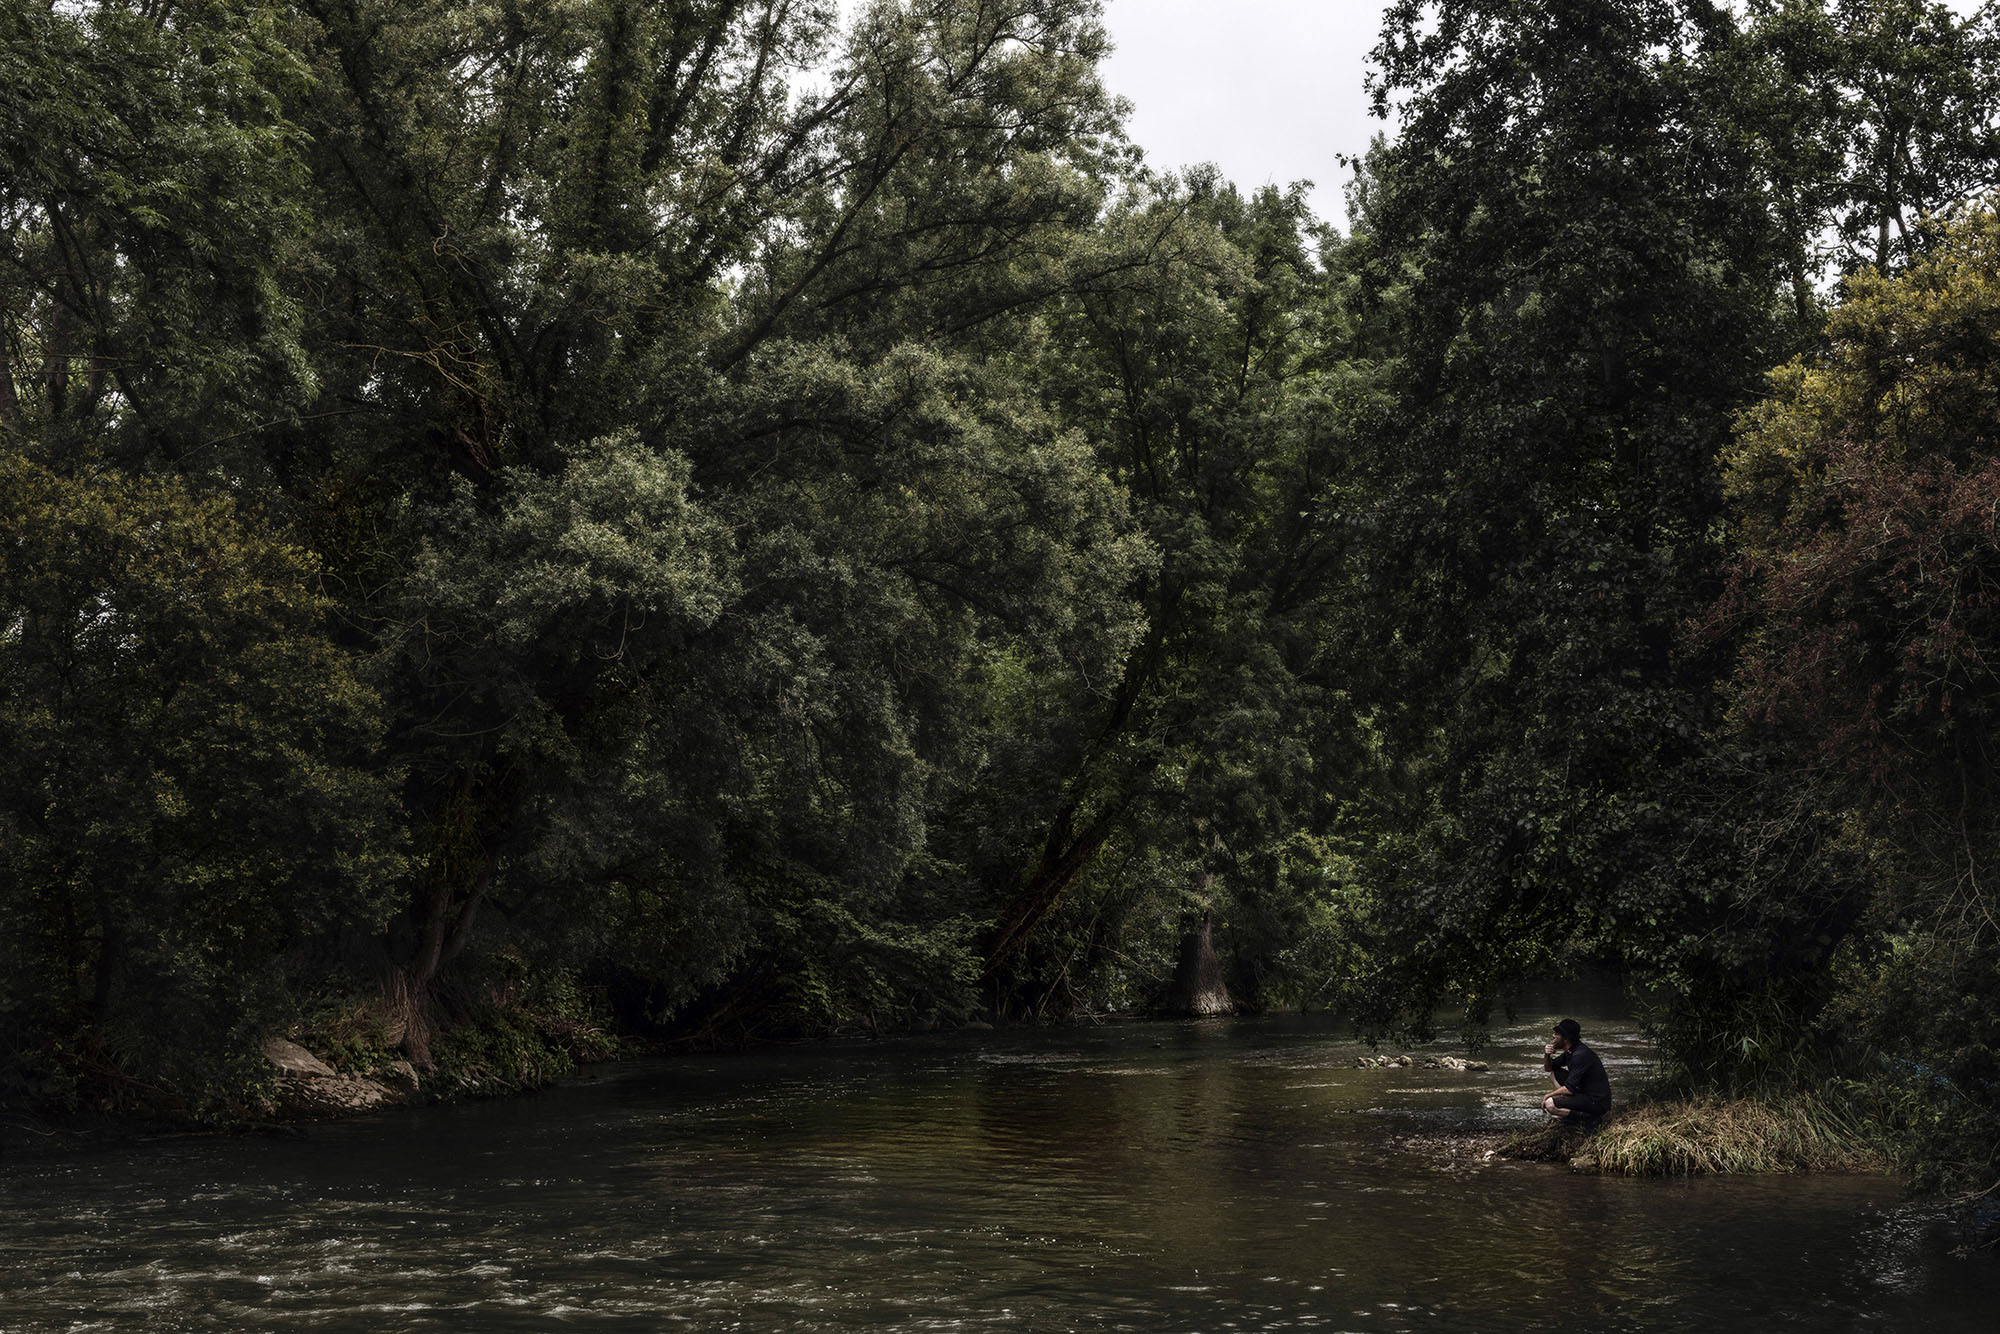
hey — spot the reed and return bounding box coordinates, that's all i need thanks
[1500,1094,1890,1176]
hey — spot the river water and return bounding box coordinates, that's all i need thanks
[1,1008,1989,1331]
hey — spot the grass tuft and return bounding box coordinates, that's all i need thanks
[1500,1094,1890,1176]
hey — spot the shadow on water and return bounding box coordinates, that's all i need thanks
[0,999,1990,1331]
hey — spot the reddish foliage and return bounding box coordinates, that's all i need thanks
[1719,436,2000,800]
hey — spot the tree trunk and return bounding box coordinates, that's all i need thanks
[1166,909,1233,1017]
[982,584,1177,979]
[383,862,490,1071]
[981,799,1126,978]
[1876,122,1907,271]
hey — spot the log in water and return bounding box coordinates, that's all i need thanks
[1,1010,1989,1330]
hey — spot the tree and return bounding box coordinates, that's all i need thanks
[1344,0,1796,1027]
[0,458,399,1112]
[1735,0,2000,279]
[948,174,1380,1014]
[0,0,317,464]
[1717,204,2000,1195]
[1831,0,2000,271]
[3,0,1155,1062]
[0,2,401,1109]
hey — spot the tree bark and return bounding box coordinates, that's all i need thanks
[383,767,508,1069]
[981,799,1127,978]
[1165,909,1233,1017]
[384,853,492,1071]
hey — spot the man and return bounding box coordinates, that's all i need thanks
[1541,1018,1612,1125]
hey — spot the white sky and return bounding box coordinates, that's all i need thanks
[1099,1,1387,228]
[1097,0,1989,231]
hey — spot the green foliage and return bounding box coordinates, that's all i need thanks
[1342,0,1798,1026]
[758,889,981,1035]
[1714,2,2000,296]
[430,997,621,1098]
[0,456,400,1111]
[963,172,1379,1012]
[0,0,318,461]
[1,0,1158,1078]
[3,1,1996,1222]
[301,999,403,1077]
[1715,206,2000,1197]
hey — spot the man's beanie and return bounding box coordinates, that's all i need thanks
[1554,1018,1582,1044]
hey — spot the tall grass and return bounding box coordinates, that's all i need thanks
[1502,1093,1889,1176]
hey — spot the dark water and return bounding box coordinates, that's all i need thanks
[1,1008,1989,1331]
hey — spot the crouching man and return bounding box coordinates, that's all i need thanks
[1542,1018,1612,1126]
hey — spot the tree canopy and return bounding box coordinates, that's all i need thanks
[2,0,1997,1207]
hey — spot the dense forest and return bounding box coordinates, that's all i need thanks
[2,0,1997,1204]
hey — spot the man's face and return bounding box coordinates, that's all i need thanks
[1552,1030,1569,1052]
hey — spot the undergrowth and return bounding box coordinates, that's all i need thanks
[1501,1094,1889,1176]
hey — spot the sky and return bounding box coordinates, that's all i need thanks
[1095,0,1990,230]
[1097,1,1392,229]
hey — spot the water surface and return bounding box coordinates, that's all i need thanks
[1,1011,1988,1330]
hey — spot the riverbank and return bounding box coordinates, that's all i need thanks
[0,985,631,1152]
[0,1002,1885,1188]
[0,987,1022,1153]
[1498,1094,1891,1177]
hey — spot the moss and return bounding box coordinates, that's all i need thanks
[1501,1095,1891,1176]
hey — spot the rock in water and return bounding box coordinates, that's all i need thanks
[261,1035,406,1119]
[276,1074,395,1118]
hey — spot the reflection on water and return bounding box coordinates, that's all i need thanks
[0,1009,1989,1331]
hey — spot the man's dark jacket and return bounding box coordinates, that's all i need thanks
[1553,1042,1612,1118]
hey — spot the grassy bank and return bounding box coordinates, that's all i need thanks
[1501,1094,1891,1176]
[1,982,630,1142]
[284,974,628,1113]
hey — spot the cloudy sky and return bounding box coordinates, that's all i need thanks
[1095,0,1989,230]
[1098,0,1391,229]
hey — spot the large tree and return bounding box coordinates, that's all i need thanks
[1345,0,1796,1026]
[0,458,400,1111]
[941,174,1386,1015]
[1718,205,2000,1195]
[1733,0,2000,281]
[0,0,399,1106]
[3,0,1155,1063]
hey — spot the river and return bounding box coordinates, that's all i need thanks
[0,1006,1989,1331]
